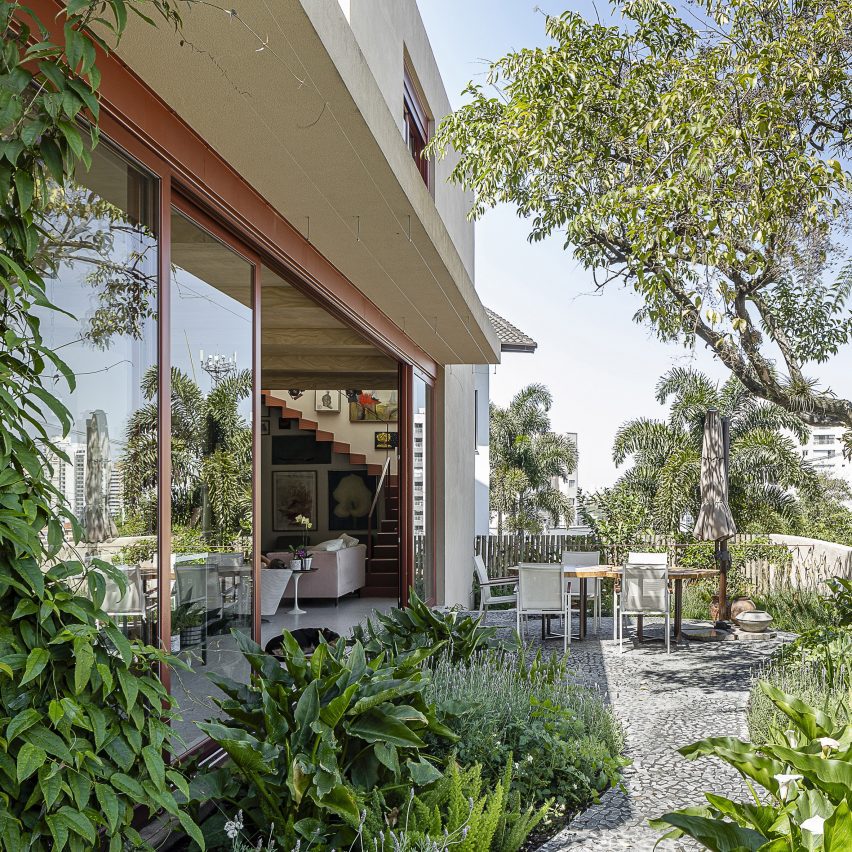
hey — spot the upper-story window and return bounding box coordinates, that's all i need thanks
[403,64,430,187]
[814,434,836,445]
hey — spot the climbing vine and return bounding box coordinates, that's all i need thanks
[0,1,203,849]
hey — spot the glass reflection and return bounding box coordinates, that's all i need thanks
[168,209,254,751]
[36,141,159,643]
[413,376,433,601]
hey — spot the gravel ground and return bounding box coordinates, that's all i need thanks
[477,611,791,852]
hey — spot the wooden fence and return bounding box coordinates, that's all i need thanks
[474,533,806,591]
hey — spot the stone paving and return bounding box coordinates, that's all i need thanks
[484,613,790,852]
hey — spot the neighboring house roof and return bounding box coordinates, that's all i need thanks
[485,308,538,354]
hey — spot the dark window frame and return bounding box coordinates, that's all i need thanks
[403,64,430,187]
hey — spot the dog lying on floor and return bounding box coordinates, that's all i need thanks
[265,627,340,659]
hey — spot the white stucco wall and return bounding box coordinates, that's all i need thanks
[335,0,475,282]
[435,365,476,607]
[474,365,490,537]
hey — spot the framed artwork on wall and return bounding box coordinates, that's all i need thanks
[272,471,317,531]
[315,390,340,412]
[348,389,398,422]
[375,430,398,450]
[328,470,376,530]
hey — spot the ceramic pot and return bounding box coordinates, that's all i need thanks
[292,558,304,572]
[730,596,756,620]
[709,595,727,621]
[302,557,313,571]
[735,610,773,633]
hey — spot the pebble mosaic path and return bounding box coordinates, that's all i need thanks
[483,613,790,852]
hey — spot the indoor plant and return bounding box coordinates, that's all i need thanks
[173,602,205,648]
[290,514,314,570]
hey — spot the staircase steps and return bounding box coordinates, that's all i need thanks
[262,390,401,598]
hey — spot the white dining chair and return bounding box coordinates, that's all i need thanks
[617,552,670,654]
[561,550,602,634]
[474,554,517,619]
[516,563,570,652]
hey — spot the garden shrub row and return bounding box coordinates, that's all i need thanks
[188,593,625,850]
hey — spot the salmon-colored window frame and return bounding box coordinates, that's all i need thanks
[20,0,443,755]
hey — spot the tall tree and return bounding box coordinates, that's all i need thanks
[122,366,252,546]
[431,0,852,446]
[613,368,817,533]
[490,383,577,534]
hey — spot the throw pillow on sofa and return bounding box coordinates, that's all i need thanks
[338,533,360,548]
[311,538,345,552]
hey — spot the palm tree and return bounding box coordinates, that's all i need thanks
[613,368,817,534]
[121,366,252,546]
[490,384,578,535]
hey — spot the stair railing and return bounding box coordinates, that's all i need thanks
[367,457,392,563]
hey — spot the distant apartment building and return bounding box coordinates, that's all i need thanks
[800,427,852,488]
[550,431,579,529]
[47,438,87,521]
[413,412,426,536]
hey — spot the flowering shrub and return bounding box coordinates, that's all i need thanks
[652,681,852,850]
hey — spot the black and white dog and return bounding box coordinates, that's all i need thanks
[265,627,340,659]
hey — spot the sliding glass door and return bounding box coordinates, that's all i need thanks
[167,206,256,750]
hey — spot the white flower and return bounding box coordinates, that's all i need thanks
[224,810,244,840]
[801,815,825,835]
[774,773,803,801]
[785,729,798,748]
[819,737,840,755]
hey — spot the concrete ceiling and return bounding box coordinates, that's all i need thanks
[261,267,397,389]
[113,0,500,366]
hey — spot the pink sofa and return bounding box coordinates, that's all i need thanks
[266,544,366,602]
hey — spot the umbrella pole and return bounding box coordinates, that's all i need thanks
[716,540,728,625]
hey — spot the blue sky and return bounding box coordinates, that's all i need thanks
[417,0,852,490]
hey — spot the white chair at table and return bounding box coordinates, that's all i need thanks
[617,552,670,654]
[174,555,224,665]
[474,555,517,620]
[561,550,602,635]
[260,564,293,621]
[100,565,151,641]
[516,563,571,652]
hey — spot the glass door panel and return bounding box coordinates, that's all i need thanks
[412,375,433,602]
[169,208,254,751]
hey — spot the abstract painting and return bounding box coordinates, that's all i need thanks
[272,471,317,531]
[348,389,398,422]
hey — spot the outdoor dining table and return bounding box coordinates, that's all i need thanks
[508,565,718,642]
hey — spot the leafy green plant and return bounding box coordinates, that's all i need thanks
[351,589,514,666]
[194,630,456,848]
[172,602,205,632]
[366,759,550,851]
[425,650,625,829]
[653,681,852,850]
[0,0,208,849]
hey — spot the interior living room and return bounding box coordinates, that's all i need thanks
[258,267,403,647]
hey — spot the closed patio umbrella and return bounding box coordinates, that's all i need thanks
[693,409,736,625]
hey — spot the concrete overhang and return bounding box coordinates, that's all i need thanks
[112,0,500,366]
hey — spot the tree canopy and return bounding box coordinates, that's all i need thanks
[613,367,818,532]
[490,383,577,534]
[431,0,852,450]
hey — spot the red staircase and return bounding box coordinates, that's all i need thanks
[364,475,399,597]
[262,391,399,598]
[262,391,383,475]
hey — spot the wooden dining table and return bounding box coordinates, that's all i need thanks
[507,565,718,642]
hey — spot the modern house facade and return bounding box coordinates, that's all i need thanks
[29,0,500,756]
